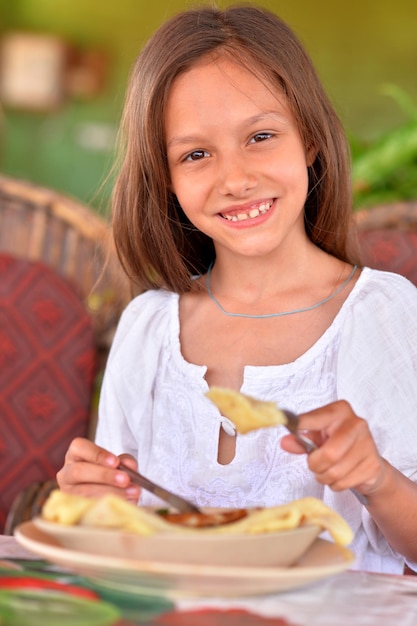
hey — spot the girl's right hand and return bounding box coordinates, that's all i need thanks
[56,437,141,503]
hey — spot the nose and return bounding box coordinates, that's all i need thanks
[217,152,257,197]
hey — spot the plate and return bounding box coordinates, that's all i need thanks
[33,517,320,568]
[15,522,355,598]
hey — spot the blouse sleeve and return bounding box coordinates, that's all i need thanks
[94,289,174,458]
[337,270,417,568]
[337,270,417,477]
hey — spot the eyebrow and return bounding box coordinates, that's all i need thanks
[166,111,289,149]
[167,134,205,149]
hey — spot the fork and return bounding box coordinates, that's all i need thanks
[282,409,369,506]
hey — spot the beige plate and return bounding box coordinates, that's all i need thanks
[15,522,355,598]
[32,516,320,568]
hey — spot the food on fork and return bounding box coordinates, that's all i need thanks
[40,490,353,546]
[206,386,287,433]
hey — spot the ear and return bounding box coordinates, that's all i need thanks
[306,143,318,167]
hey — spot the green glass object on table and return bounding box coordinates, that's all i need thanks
[85,581,174,623]
[0,588,120,626]
[0,561,174,624]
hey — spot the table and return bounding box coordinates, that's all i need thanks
[1,535,417,625]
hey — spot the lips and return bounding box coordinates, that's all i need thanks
[220,200,273,222]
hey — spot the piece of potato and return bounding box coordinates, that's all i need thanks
[205,386,287,433]
[41,490,353,545]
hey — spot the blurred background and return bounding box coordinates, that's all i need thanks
[0,0,416,214]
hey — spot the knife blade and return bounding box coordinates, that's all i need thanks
[119,463,201,514]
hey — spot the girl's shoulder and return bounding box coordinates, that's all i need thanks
[110,288,178,354]
[360,265,417,287]
[122,288,177,319]
[353,267,417,310]
[361,266,417,293]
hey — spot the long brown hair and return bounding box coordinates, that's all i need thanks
[112,4,359,293]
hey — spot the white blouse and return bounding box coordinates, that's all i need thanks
[96,268,417,574]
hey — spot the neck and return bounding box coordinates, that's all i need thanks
[205,260,358,319]
[210,236,323,301]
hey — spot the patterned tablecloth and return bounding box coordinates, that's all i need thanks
[1,535,417,626]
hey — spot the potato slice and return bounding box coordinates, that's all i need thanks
[41,490,353,546]
[41,489,93,525]
[206,386,287,433]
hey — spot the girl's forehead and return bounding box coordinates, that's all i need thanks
[170,54,287,109]
[184,51,280,89]
[164,57,297,147]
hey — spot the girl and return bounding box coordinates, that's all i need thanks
[58,5,417,574]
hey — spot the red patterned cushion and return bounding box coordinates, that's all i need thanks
[358,229,417,286]
[0,253,96,532]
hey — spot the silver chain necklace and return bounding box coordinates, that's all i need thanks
[205,261,358,319]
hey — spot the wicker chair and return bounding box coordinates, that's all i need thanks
[0,174,132,351]
[0,174,132,533]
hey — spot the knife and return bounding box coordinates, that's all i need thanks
[119,463,201,513]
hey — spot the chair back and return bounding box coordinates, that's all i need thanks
[355,200,417,286]
[0,174,132,351]
[0,175,132,533]
[0,253,96,533]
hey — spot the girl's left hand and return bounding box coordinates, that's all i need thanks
[280,400,387,497]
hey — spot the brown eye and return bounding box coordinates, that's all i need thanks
[250,132,273,143]
[185,149,209,161]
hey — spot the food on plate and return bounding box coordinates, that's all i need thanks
[41,490,353,546]
[205,386,287,433]
[43,490,162,536]
[159,509,248,527]
[40,490,93,525]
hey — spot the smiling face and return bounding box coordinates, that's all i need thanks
[165,55,314,263]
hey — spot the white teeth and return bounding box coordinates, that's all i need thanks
[258,202,271,213]
[222,200,272,222]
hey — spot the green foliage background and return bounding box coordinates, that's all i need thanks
[351,86,417,209]
[0,0,416,212]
